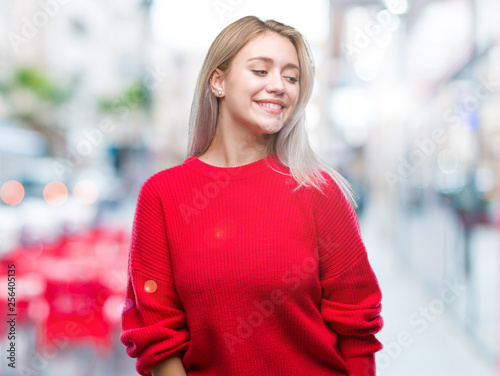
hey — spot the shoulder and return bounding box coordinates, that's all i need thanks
[312,169,345,202]
[310,170,362,243]
[309,169,357,220]
[138,160,190,198]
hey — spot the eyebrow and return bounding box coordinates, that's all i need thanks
[246,56,300,72]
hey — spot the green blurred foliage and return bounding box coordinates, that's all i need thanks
[0,67,74,105]
[98,81,152,113]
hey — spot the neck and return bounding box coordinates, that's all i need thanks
[200,115,276,168]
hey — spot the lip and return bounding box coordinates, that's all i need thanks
[255,99,286,108]
[254,99,286,115]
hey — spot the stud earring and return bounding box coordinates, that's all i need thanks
[218,90,222,95]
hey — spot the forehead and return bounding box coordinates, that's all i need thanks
[234,32,299,67]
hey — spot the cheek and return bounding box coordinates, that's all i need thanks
[231,80,260,100]
[290,90,300,107]
[246,80,266,94]
[225,95,253,116]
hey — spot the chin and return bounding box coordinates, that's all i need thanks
[247,114,286,134]
[258,124,283,134]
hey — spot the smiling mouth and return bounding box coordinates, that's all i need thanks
[255,101,285,115]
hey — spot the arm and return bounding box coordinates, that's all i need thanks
[120,176,190,376]
[313,172,383,376]
[319,253,383,376]
[152,357,187,376]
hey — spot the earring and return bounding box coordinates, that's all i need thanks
[218,90,222,95]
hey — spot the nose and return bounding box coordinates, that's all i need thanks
[266,71,286,95]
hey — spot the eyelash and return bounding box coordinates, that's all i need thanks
[252,70,299,84]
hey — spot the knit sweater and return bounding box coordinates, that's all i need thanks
[120,153,384,376]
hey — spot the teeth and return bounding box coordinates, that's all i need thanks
[259,102,282,109]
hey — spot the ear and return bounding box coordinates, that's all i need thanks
[210,68,225,97]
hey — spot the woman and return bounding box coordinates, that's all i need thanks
[120,15,384,376]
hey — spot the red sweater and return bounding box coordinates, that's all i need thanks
[120,153,384,376]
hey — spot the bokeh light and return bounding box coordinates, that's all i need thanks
[103,295,127,324]
[121,298,134,314]
[28,297,50,323]
[73,179,99,205]
[43,181,68,206]
[1,180,25,205]
[144,280,157,293]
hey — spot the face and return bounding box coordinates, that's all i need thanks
[211,32,300,136]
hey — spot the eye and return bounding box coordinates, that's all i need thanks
[252,70,267,75]
[286,76,299,84]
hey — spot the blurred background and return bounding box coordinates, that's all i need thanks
[0,0,499,375]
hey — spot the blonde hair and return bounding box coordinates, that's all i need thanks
[186,15,358,208]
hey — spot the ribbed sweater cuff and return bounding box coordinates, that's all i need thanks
[344,354,376,376]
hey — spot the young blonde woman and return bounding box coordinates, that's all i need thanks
[120,15,384,376]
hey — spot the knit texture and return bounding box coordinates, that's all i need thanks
[120,153,384,376]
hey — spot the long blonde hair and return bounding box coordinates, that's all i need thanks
[186,15,358,208]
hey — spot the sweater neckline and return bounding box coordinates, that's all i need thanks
[183,153,282,180]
